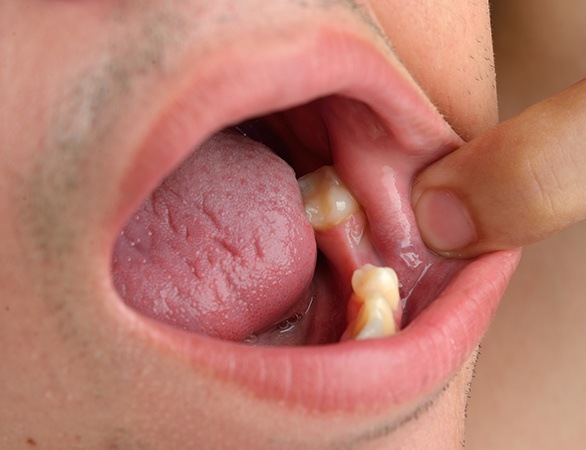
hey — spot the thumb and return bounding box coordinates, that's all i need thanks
[412,79,586,258]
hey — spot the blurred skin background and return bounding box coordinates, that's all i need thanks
[469,0,586,448]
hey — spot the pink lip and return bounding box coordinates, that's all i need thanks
[109,27,521,412]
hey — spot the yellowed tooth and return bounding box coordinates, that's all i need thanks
[298,166,360,230]
[352,264,400,311]
[344,264,401,340]
[353,295,396,339]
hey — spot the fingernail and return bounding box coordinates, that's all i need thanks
[413,189,478,254]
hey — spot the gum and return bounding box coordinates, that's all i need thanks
[299,165,402,340]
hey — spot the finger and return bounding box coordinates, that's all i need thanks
[411,78,586,258]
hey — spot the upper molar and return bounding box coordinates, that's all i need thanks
[298,166,360,230]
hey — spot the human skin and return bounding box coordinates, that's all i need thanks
[468,0,586,447]
[0,1,513,448]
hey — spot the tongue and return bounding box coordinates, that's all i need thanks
[112,131,317,341]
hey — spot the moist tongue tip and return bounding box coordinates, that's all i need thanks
[111,129,317,341]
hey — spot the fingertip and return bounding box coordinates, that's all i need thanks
[413,188,479,258]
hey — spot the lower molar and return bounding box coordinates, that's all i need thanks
[342,264,401,340]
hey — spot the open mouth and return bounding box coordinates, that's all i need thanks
[106,27,520,413]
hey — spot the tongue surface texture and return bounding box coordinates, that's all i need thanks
[112,131,316,341]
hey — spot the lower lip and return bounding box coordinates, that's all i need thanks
[115,249,519,412]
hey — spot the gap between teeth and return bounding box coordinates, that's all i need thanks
[298,166,401,341]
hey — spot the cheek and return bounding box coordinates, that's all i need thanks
[370,0,497,140]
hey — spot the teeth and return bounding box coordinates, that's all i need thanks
[344,264,401,340]
[298,166,360,231]
[298,167,399,340]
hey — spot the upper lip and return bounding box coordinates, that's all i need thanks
[107,25,520,413]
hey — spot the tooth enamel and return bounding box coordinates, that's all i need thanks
[352,264,400,311]
[298,166,360,230]
[354,297,396,339]
[345,264,401,340]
